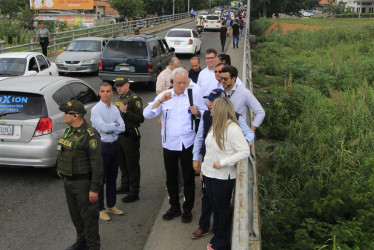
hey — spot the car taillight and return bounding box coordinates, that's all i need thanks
[99,60,103,70]
[34,117,52,137]
[147,62,153,72]
[204,20,208,23]
[217,20,221,23]
[188,39,193,45]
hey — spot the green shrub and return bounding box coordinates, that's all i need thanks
[250,17,272,36]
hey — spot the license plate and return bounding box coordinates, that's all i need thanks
[0,125,14,135]
[120,66,130,71]
[68,67,76,71]
[174,42,180,45]
[210,21,215,24]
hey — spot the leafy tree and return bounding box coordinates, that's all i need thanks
[0,0,25,16]
[111,0,145,18]
[144,0,168,16]
[18,4,34,30]
[327,0,347,14]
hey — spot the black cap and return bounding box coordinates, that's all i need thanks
[203,88,227,101]
[59,100,87,114]
[114,77,129,86]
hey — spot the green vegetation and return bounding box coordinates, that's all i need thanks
[252,18,374,249]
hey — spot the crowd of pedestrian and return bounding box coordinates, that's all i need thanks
[56,41,264,249]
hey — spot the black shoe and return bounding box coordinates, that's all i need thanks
[65,241,87,250]
[182,211,192,223]
[162,208,182,220]
[237,46,239,48]
[116,187,129,194]
[121,194,139,203]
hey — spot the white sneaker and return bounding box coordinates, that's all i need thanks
[99,210,111,221]
[107,206,125,215]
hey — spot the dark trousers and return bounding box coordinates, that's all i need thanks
[220,38,226,52]
[199,175,214,231]
[118,134,141,196]
[99,143,119,210]
[63,177,100,250]
[205,176,235,250]
[233,34,239,47]
[39,38,49,56]
[163,145,195,212]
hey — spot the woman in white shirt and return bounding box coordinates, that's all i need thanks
[202,97,250,250]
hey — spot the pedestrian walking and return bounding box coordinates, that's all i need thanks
[57,100,103,250]
[203,97,250,250]
[232,20,240,49]
[114,77,144,203]
[90,82,126,221]
[35,22,51,56]
[143,68,207,223]
[218,21,228,53]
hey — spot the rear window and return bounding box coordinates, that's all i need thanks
[167,30,191,38]
[0,58,26,76]
[207,16,220,20]
[0,92,47,119]
[103,40,148,59]
[67,40,102,52]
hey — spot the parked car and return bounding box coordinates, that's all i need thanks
[99,35,175,90]
[0,52,58,81]
[301,10,313,17]
[164,29,201,55]
[55,37,108,75]
[204,15,222,30]
[0,76,99,168]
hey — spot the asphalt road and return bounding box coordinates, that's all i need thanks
[0,21,228,250]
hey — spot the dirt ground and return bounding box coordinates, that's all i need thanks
[265,22,322,34]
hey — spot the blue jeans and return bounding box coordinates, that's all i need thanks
[99,143,119,211]
[233,34,239,47]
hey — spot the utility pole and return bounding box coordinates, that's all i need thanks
[173,0,175,22]
[188,0,190,13]
[209,0,212,13]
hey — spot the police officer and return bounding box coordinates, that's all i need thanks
[57,100,103,250]
[114,77,144,203]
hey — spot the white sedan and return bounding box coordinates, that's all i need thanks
[164,29,202,55]
[204,15,222,30]
[0,52,59,80]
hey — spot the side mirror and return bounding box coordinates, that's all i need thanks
[169,47,175,52]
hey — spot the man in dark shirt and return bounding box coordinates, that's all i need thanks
[232,20,241,49]
[188,56,202,83]
[218,21,228,53]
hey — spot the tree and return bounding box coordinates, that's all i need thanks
[144,0,168,16]
[0,0,26,17]
[111,0,145,18]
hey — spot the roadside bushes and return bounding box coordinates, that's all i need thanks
[254,18,374,248]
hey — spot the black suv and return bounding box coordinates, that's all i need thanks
[99,35,175,90]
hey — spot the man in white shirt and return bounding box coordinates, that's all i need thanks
[156,57,180,94]
[197,48,220,105]
[143,68,207,223]
[90,82,126,221]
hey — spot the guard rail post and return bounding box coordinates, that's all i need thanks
[0,41,5,53]
[52,33,57,51]
[30,37,35,51]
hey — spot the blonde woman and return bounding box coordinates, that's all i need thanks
[202,97,250,250]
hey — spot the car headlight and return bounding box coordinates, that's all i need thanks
[81,59,98,64]
[55,59,63,64]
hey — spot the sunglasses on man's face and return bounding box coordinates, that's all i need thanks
[214,70,221,74]
[220,77,230,82]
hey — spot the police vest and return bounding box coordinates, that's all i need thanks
[57,128,91,176]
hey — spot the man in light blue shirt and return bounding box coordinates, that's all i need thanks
[91,82,126,221]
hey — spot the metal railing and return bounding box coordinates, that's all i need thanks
[231,0,261,249]
[0,13,190,54]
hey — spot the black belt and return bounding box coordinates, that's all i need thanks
[62,173,91,181]
[101,140,118,145]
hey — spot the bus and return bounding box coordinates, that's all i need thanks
[230,1,241,11]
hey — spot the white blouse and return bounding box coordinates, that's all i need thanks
[202,121,250,180]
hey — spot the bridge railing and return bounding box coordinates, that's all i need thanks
[231,0,261,249]
[0,13,190,54]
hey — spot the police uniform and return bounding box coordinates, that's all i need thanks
[57,100,103,250]
[114,78,144,202]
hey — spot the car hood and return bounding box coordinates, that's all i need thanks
[57,51,101,61]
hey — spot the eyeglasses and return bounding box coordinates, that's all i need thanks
[214,70,221,74]
[65,111,78,115]
[205,57,216,60]
[220,77,230,82]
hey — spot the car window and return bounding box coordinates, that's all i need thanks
[52,85,75,106]
[103,40,148,59]
[69,82,98,104]
[207,16,220,20]
[0,58,26,76]
[67,40,102,52]
[157,40,166,53]
[28,57,39,72]
[167,30,191,38]
[161,40,170,53]
[36,55,48,71]
[148,41,159,58]
[0,91,47,119]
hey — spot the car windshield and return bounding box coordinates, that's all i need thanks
[167,30,191,38]
[0,58,26,76]
[102,40,148,59]
[199,12,208,15]
[66,40,101,52]
[0,92,47,119]
[207,16,220,20]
